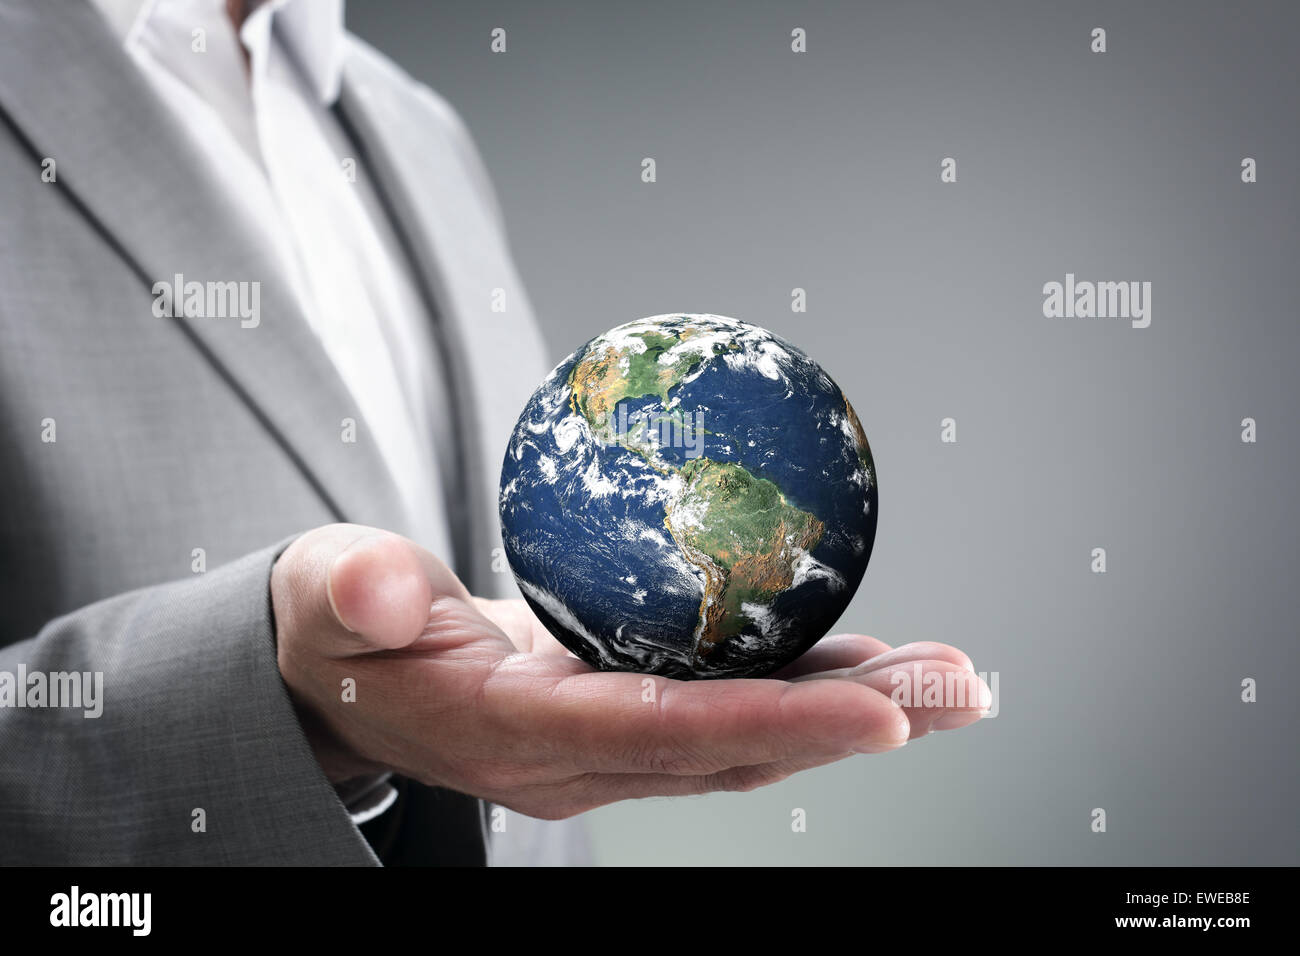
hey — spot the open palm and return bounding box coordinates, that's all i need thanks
[275,525,989,820]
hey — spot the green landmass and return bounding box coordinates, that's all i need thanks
[665,459,824,659]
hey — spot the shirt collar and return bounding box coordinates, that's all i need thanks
[88,0,346,105]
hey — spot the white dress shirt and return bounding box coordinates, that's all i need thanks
[87,0,458,825]
[91,0,454,571]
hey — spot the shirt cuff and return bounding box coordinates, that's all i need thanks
[335,773,399,826]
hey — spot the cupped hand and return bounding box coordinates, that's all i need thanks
[273,524,989,820]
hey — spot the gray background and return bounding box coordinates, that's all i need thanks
[349,0,1300,865]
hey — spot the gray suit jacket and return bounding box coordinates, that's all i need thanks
[0,0,555,864]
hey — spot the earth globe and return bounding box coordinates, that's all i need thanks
[498,314,877,679]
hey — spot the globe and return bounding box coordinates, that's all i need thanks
[499,314,877,679]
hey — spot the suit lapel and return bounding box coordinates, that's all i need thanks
[0,0,409,533]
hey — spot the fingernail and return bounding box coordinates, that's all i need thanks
[324,569,356,632]
[326,532,389,633]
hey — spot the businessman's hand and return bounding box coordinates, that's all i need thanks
[272,524,989,819]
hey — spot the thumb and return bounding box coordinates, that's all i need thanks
[274,524,433,656]
[327,529,434,651]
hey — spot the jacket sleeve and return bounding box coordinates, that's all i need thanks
[0,541,379,865]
